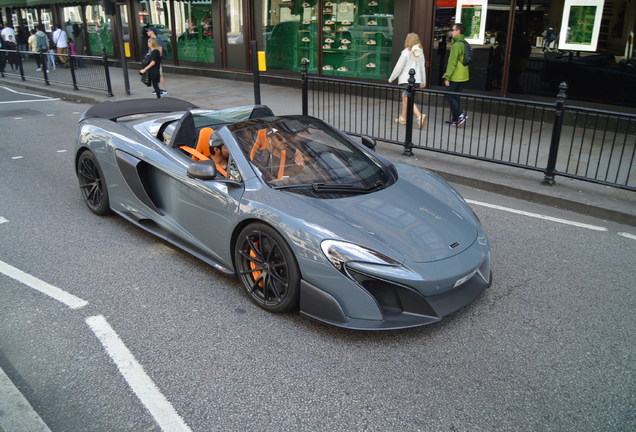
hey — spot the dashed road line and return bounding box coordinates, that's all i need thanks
[618,232,636,240]
[86,315,192,432]
[11,156,24,159]
[466,199,608,232]
[0,260,88,309]
[0,217,8,224]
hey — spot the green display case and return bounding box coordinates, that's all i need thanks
[264,0,393,79]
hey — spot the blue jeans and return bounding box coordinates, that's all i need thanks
[444,81,465,121]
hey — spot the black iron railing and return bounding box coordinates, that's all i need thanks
[0,47,113,97]
[299,61,635,191]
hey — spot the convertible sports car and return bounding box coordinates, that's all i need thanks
[75,98,491,330]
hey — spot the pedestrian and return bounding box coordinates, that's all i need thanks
[139,38,162,99]
[5,34,17,71]
[145,27,167,95]
[35,24,50,72]
[442,23,469,126]
[1,22,16,42]
[16,26,28,60]
[47,37,57,71]
[72,24,86,68]
[68,37,76,67]
[28,29,42,70]
[52,25,69,67]
[388,32,427,128]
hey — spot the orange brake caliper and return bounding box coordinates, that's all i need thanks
[249,242,264,287]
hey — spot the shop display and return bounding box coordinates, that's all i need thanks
[264,0,394,78]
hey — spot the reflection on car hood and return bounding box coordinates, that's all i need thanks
[291,165,479,263]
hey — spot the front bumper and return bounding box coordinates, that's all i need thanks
[299,267,492,330]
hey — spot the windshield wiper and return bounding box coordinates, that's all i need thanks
[273,182,384,193]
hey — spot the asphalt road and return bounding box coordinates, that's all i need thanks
[0,87,634,432]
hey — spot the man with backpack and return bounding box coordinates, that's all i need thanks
[35,25,50,72]
[442,23,470,126]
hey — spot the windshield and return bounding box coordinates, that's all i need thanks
[229,117,395,198]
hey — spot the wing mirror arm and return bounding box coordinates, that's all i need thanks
[186,161,242,186]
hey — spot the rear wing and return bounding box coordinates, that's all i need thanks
[80,97,199,122]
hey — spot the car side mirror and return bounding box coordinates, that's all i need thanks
[360,135,376,150]
[187,160,217,180]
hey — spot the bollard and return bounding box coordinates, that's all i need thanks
[70,55,78,90]
[543,82,568,185]
[301,58,308,116]
[251,40,261,105]
[402,68,416,156]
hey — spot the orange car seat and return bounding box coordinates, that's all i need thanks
[179,127,227,177]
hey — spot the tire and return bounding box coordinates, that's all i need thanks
[77,150,111,215]
[235,223,300,313]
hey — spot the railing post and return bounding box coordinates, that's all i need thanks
[70,55,78,90]
[41,52,50,85]
[543,82,568,185]
[102,47,114,97]
[17,46,25,81]
[402,68,416,156]
[301,58,308,116]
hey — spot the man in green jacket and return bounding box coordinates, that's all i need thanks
[442,23,469,126]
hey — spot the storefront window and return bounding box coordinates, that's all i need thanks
[140,0,173,60]
[86,4,114,56]
[433,0,636,107]
[173,0,214,63]
[262,0,394,78]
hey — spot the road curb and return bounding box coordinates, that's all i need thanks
[0,366,51,432]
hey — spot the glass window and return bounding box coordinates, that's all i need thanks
[173,0,214,63]
[140,0,173,60]
[230,117,394,196]
[86,4,114,56]
[262,0,394,78]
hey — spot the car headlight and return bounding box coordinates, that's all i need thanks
[321,240,400,270]
[321,239,425,284]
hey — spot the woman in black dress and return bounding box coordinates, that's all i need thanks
[139,38,162,98]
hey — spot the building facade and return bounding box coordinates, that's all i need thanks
[1,0,635,106]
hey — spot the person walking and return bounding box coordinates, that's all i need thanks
[442,23,469,126]
[139,38,162,99]
[28,29,42,70]
[388,33,427,128]
[145,27,167,95]
[52,25,69,67]
[72,24,86,68]
[5,34,17,71]
[34,25,50,72]
[1,22,16,42]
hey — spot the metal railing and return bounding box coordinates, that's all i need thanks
[0,47,113,96]
[299,62,635,191]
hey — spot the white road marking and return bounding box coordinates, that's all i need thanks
[466,199,608,232]
[0,260,88,309]
[0,86,60,101]
[56,150,67,153]
[11,156,23,159]
[0,217,8,224]
[618,232,636,240]
[13,117,23,120]
[46,114,54,116]
[0,99,60,104]
[86,316,192,432]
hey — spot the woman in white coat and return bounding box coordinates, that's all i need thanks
[388,33,427,128]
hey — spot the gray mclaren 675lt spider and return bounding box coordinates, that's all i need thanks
[75,98,492,330]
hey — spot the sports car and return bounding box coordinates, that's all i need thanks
[75,97,492,330]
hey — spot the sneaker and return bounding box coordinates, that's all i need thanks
[445,119,457,125]
[395,117,406,125]
[160,89,168,95]
[418,114,427,129]
[456,113,468,126]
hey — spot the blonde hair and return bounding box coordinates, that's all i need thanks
[148,38,159,50]
[404,33,422,50]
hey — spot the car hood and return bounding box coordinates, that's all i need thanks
[253,164,479,264]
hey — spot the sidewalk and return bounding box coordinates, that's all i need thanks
[2,63,635,226]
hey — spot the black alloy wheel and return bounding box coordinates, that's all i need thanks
[235,223,300,313]
[77,151,110,215]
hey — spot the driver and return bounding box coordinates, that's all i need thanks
[254,128,306,182]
